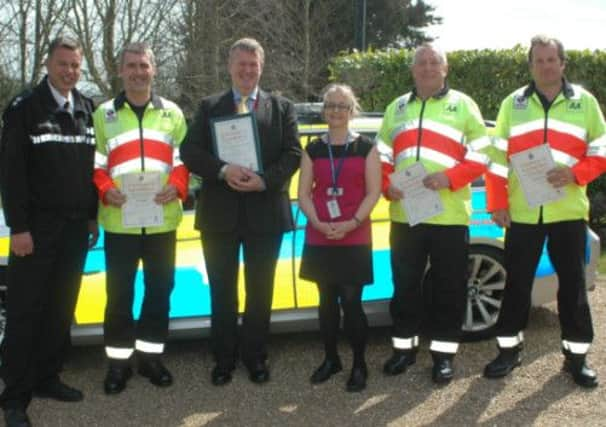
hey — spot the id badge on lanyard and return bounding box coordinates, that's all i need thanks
[325,138,349,219]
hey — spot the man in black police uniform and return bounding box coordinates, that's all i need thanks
[0,36,98,427]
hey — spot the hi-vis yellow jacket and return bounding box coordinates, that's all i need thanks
[485,80,606,223]
[377,86,490,225]
[93,93,189,234]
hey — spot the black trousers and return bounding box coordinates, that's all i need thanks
[317,283,367,365]
[0,215,89,410]
[495,220,593,344]
[201,229,282,367]
[389,222,468,345]
[103,231,176,356]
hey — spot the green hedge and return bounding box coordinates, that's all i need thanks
[330,47,606,233]
[329,46,606,119]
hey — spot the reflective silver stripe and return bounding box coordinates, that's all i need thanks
[469,135,491,151]
[510,119,544,138]
[392,336,419,350]
[30,133,94,145]
[422,119,464,143]
[561,340,590,355]
[110,158,171,178]
[489,163,508,178]
[173,149,183,165]
[86,127,94,137]
[510,118,587,141]
[135,339,164,354]
[587,135,606,158]
[492,137,508,152]
[429,340,459,354]
[376,138,394,164]
[95,152,108,169]
[107,129,138,151]
[496,332,524,348]
[589,134,606,148]
[551,148,579,167]
[464,150,489,165]
[395,146,458,168]
[587,146,606,158]
[418,147,457,168]
[105,346,134,360]
[389,120,418,142]
[548,118,587,141]
[107,128,174,152]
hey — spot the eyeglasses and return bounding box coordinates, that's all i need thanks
[323,103,351,112]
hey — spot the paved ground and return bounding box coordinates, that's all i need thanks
[11,277,606,427]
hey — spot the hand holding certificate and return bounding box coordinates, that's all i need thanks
[390,162,444,226]
[211,113,263,173]
[121,172,164,228]
[510,144,565,207]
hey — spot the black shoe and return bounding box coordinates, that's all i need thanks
[310,358,343,384]
[104,365,133,395]
[432,357,454,385]
[34,378,83,402]
[563,357,599,388]
[211,364,235,386]
[346,364,367,392]
[484,348,522,378]
[4,408,32,427]
[138,358,173,387]
[246,360,270,384]
[383,350,416,376]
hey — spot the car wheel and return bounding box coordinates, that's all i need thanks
[462,245,506,341]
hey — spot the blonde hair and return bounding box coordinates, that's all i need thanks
[321,83,361,116]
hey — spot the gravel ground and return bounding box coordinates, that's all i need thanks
[13,276,606,427]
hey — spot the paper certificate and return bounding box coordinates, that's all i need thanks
[121,172,164,228]
[211,113,263,173]
[390,163,444,226]
[510,144,565,208]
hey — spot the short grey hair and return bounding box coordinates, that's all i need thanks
[528,35,566,63]
[119,42,156,67]
[48,36,82,57]
[412,43,448,66]
[229,38,265,65]
[321,83,362,117]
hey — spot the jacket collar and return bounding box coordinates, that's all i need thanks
[409,83,450,103]
[523,78,574,99]
[113,91,164,110]
[36,75,89,115]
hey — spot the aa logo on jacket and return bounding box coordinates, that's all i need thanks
[567,101,583,112]
[444,103,458,113]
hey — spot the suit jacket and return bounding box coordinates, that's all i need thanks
[180,89,301,234]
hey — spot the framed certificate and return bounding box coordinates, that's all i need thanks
[210,113,263,173]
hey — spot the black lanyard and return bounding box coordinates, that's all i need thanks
[326,135,351,196]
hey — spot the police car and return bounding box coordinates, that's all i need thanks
[0,109,600,346]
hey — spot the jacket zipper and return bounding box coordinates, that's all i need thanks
[416,100,427,161]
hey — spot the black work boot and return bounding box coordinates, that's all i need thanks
[104,359,133,395]
[483,346,522,378]
[563,353,598,389]
[431,351,454,385]
[383,349,417,376]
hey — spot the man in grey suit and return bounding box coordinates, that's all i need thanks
[180,38,300,386]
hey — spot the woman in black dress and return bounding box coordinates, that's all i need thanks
[298,84,381,392]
